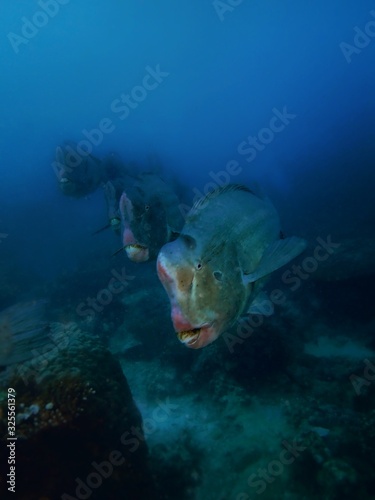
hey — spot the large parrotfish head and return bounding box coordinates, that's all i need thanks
[157,233,249,349]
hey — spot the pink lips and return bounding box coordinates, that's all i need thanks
[172,304,215,349]
[125,245,149,262]
[171,304,194,332]
[122,227,149,262]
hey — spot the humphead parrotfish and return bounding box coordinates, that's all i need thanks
[118,173,184,262]
[156,184,307,349]
[54,142,106,197]
[91,153,140,235]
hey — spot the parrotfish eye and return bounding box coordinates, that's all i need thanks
[196,262,203,271]
[145,205,150,211]
[213,271,223,281]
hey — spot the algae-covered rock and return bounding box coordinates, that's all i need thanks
[0,323,156,500]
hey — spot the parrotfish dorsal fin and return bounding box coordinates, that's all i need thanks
[188,184,254,218]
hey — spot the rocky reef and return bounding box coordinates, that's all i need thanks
[0,322,156,500]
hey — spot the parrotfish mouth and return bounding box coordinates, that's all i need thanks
[125,243,149,262]
[125,243,148,251]
[59,177,76,194]
[177,328,201,346]
[59,177,71,184]
[176,323,214,348]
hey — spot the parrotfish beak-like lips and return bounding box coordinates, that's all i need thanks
[59,177,73,189]
[176,324,216,349]
[59,177,75,194]
[171,305,217,349]
[157,252,220,349]
[122,226,149,262]
[125,244,149,263]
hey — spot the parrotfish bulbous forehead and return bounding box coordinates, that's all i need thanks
[157,184,307,349]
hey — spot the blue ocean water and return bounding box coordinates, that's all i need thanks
[1,1,375,499]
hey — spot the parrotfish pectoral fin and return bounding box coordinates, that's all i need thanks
[92,223,111,235]
[111,245,126,257]
[247,291,274,316]
[243,236,307,284]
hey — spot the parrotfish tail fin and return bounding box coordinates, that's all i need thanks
[0,300,50,367]
[243,236,308,284]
